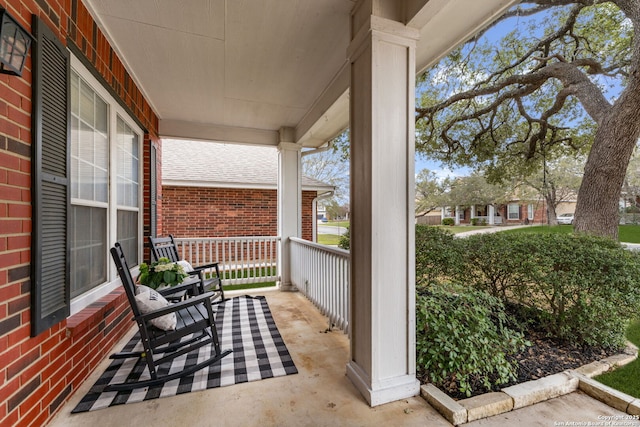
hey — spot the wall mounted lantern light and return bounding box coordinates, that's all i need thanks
[0,8,34,76]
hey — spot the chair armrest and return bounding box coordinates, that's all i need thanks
[137,292,216,321]
[157,278,199,297]
[191,262,220,272]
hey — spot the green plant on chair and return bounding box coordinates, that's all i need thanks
[137,257,189,290]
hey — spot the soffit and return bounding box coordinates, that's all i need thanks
[84,0,517,147]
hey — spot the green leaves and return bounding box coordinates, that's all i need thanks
[416,283,528,397]
[416,227,640,349]
[415,225,461,286]
[416,226,640,396]
[137,258,189,290]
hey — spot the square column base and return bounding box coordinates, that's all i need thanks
[346,361,420,407]
[278,281,298,292]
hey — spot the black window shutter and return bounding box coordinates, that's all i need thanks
[31,16,70,336]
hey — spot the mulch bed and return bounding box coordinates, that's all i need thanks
[419,311,621,400]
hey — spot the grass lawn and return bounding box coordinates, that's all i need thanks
[619,225,640,243]
[436,225,492,234]
[327,220,350,228]
[594,319,640,398]
[317,233,342,246]
[501,224,640,243]
[501,225,574,235]
[210,266,278,291]
[223,281,276,291]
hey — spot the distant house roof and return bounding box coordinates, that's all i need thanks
[162,139,334,192]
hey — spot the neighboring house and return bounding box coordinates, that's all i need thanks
[161,140,334,241]
[440,199,577,225]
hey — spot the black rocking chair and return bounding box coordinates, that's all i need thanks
[107,242,232,392]
[149,234,225,302]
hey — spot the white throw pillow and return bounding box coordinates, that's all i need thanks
[176,260,194,272]
[134,285,177,331]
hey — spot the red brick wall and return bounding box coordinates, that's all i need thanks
[0,1,159,426]
[499,202,547,224]
[531,202,547,224]
[302,191,315,240]
[162,186,316,241]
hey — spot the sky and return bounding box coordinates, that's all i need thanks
[415,155,467,181]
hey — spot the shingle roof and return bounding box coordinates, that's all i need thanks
[162,139,333,191]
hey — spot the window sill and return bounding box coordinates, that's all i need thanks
[66,287,128,338]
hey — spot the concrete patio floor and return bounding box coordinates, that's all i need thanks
[48,289,638,427]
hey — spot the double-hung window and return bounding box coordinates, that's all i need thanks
[69,57,142,312]
[70,73,109,298]
[508,203,520,220]
[116,119,140,265]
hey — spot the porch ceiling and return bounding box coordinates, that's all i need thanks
[84,0,517,147]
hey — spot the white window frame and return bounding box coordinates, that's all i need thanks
[508,203,520,220]
[69,54,143,316]
[527,204,535,220]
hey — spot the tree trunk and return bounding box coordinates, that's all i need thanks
[575,19,640,239]
[544,182,558,225]
[546,194,558,225]
[575,81,640,239]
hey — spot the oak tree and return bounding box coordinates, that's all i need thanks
[416,0,639,239]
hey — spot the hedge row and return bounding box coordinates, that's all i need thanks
[415,225,640,349]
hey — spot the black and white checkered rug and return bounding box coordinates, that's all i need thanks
[72,295,297,413]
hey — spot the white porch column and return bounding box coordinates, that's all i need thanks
[346,6,420,406]
[277,127,302,292]
[455,205,461,225]
[470,205,476,220]
[488,205,495,225]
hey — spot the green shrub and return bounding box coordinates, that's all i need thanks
[442,217,455,226]
[456,233,541,301]
[470,218,479,226]
[338,226,350,250]
[415,225,463,286]
[416,283,529,397]
[459,233,640,348]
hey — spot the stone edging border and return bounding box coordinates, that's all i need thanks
[420,343,640,425]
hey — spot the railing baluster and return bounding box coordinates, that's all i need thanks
[254,239,258,283]
[174,236,280,287]
[173,236,349,335]
[288,237,350,335]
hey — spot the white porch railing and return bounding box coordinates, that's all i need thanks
[290,237,350,335]
[174,236,280,287]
